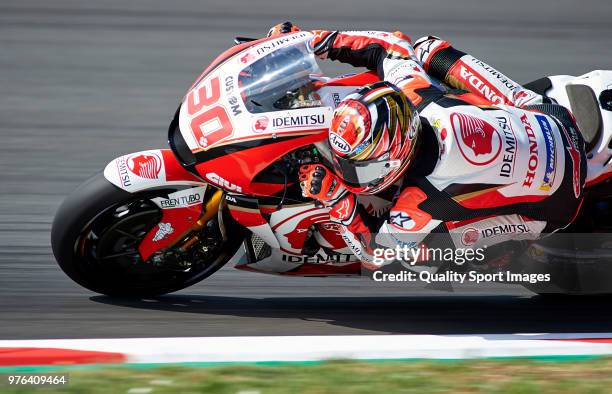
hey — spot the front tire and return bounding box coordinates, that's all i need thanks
[51,173,243,296]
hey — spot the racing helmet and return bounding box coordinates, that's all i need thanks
[328,81,421,194]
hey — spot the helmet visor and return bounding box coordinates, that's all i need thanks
[334,155,402,189]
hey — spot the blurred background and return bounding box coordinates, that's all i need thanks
[1,0,612,339]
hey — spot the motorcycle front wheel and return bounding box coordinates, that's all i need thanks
[51,172,244,297]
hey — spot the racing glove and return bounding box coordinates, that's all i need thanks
[267,21,301,37]
[299,164,347,206]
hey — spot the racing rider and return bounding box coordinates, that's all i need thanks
[268,22,588,267]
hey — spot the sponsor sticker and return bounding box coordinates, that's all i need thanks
[239,52,254,64]
[468,57,517,91]
[271,114,326,129]
[127,152,162,180]
[520,114,539,188]
[341,231,365,260]
[431,118,447,158]
[224,75,242,116]
[497,116,517,178]
[281,252,357,264]
[456,221,531,247]
[390,211,416,230]
[116,156,131,187]
[451,215,545,249]
[206,172,243,192]
[332,93,342,107]
[329,132,351,154]
[451,112,502,165]
[157,190,203,209]
[416,38,441,63]
[560,124,582,198]
[252,116,269,133]
[535,115,557,191]
[481,223,530,239]
[254,32,310,56]
[320,222,341,232]
[330,197,354,222]
[458,64,505,105]
[461,227,479,246]
[152,222,174,242]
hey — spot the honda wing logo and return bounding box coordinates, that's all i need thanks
[127,152,162,179]
[451,112,502,166]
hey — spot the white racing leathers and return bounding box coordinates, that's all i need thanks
[308,30,586,265]
[413,36,545,107]
[331,101,586,265]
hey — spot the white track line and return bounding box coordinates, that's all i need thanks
[2,334,612,363]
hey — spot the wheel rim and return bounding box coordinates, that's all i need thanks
[74,189,229,293]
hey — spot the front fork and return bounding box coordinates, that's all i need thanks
[138,187,225,261]
[175,189,225,251]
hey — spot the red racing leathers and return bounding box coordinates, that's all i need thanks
[302,29,587,265]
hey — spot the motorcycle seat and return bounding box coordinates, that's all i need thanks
[566,84,603,152]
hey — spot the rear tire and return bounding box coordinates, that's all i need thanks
[51,173,244,296]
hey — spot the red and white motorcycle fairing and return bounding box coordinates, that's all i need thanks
[99,33,385,276]
[103,149,205,193]
[229,198,389,275]
[103,150,210,261]
[99,31,612,277]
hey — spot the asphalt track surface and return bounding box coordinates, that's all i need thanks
[2,0,612,340]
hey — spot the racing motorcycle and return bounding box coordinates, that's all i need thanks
[51,32,612,296]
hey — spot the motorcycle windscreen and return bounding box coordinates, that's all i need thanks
[238,40,323,114]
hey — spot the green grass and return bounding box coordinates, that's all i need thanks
[2,358,612,393]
